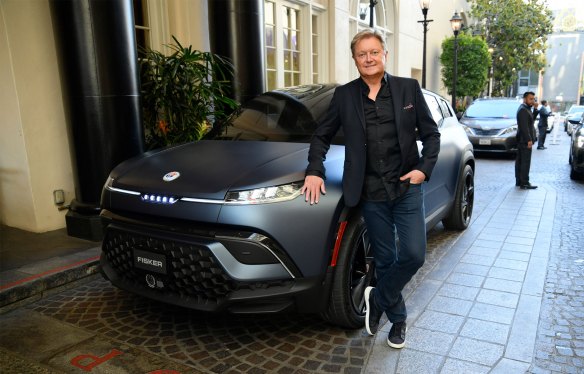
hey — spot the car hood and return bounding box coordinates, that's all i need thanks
[460,118,517,129]
[110,141,313,200]
[567,114,583,123]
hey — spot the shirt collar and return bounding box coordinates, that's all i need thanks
[359,73,388,94]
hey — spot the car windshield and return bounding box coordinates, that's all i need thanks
[205,90,344,144]
[464,100,521,119]
[568,106,584,115]
[568,109,584,118]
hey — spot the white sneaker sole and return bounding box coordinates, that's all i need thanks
[365,286,375,336]
[387,327,407,349]
[387,339,406,349]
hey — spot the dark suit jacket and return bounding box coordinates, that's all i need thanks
[306,73,441,207]
[516,104,538,143]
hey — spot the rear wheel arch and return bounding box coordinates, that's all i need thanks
[321,207,375,328]
[442,161,475,230]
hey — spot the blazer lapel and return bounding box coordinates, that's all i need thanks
[387,74,403,134]
[349,80,366,131]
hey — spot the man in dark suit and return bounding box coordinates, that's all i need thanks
[516,91,539,189]
[301,29,440,349]
[536,99,551,150]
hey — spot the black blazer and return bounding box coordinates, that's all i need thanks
[307,74,441,207]
[516,104,538,143]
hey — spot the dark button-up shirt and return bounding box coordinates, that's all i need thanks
[361,77,403,201]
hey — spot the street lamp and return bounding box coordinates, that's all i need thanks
[418,0,433,88]
[487,47,494,97]
[450,11,463,110]
[359,0,377,28]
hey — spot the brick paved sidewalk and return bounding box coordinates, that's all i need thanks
[364,183,556,373]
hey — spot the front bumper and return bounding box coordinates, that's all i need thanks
[572,146,584,173]
[468,135,517,153]
[100,212,330,314]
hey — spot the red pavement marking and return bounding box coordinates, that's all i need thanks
[0,255,100,290]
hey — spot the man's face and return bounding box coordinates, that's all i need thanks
[352,36,387,79]
[524,94,536,107]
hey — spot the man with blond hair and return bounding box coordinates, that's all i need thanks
[301,29,440,348]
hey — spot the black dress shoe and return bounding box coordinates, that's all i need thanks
[520,184,538,189]
[537,146,547,150]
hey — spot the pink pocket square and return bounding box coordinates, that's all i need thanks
[403,103,414,110]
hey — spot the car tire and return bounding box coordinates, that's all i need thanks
[442,164,474,230]
[321,214,375,329]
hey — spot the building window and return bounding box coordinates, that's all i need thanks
[264,1,325,90]
[312,15,319,83]
[133,0,150,55]
[265,1,277,90]
[282,6,301,87]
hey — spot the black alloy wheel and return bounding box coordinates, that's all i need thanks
[443,164,475,230]
[321,215,375,328]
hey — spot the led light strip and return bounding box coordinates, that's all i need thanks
[141,194,179,205]
[106,186,141,195]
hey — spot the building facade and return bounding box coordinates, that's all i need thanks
[0,0,468,233]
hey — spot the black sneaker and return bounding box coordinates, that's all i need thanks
[365,286,382,336]
[387,321,407,349]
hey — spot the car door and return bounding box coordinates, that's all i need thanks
[420,93,461,222]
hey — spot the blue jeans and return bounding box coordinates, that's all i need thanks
[362,184,426,323]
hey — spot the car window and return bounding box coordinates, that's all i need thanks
[464,100,521,119]
[438,99,453,118]
[424,94,444,126]
[207,94,319,143]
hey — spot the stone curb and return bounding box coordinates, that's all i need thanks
[0,257,101,314]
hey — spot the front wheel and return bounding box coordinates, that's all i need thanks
[321,215,375,329]
[442,164,474,230]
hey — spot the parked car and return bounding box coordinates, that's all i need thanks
[569,113,584,180]
[459,98,523,153]
[565,105,584,135]
[99,85,475,328]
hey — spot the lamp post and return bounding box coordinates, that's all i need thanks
[487,47,494,97]
[418,0,433,88]
[369,0,377,27]
[359,1,377,28]
[450,11,462,111]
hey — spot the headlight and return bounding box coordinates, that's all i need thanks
[577,135,584,148]
[500,125,518,136]
[461,124,475,136]
[103,175,140,196]
[225,182,303,204]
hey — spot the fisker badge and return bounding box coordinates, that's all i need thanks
[162,171,180,182]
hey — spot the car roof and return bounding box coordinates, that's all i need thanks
[472,97,521,102]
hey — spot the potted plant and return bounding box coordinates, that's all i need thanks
[140,36,239,149]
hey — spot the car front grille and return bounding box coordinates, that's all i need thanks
[103,226,234,303]
[474,129,502,136]
[102,225,293,307]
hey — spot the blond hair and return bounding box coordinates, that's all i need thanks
[350,29,387,56]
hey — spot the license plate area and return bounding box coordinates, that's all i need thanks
[479,138,492,145]
[133,248,167,274]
